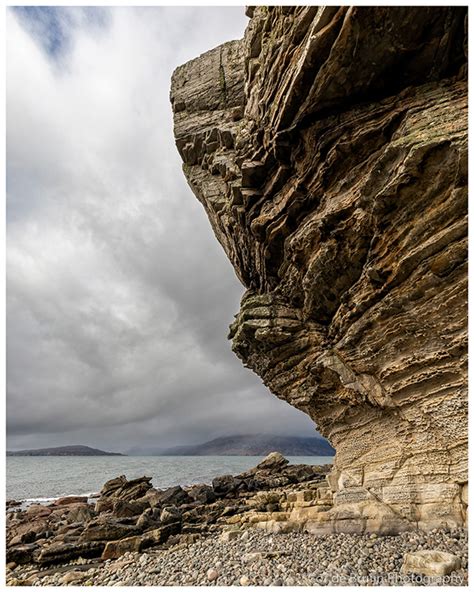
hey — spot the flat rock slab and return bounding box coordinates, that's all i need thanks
[220,529,240,542]
[52,496,89,506]
[402,550,461,576]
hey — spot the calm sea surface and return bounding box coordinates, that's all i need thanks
[6,456,333,502]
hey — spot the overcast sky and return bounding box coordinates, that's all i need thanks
[6,6,317,453]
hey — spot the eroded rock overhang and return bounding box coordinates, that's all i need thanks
[170,6,468,534]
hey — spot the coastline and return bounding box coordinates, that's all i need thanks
[7,494,101,514]
[6,453,468,586]
[6,454,334,503]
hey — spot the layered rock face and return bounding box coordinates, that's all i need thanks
[171,7,468,534]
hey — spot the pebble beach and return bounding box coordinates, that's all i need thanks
[7,527,468,587]
[6,454,468,587]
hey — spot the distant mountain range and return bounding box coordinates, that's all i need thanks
[7,437,335,457]
[7,445,124,457]
[129,434,335,457]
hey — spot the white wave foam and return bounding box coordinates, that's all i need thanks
[21,491,99,504]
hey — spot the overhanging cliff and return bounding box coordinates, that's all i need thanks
[170,6,467,534]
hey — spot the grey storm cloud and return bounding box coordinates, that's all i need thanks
[6,6,317,453]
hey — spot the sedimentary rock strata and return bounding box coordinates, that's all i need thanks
[171,6,468,533]
[6,458,329,566]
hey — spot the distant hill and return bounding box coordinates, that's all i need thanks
[7,445,125,457]
[132,434,335,457]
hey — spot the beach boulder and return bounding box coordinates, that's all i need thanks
[60,571,87,585]
[152,486,192,508]
[282,464,330,484]
[136,507,160,530]
[188,484,216,504]
[100,476,128,497]
[99,475,153,502]
[254,452,289,473]
[212,475,237,496]
[160,505,182,525]
[141,522,181,548]
[112,499,149,518]
[402,550,461,576]
[79,516,140,542]
[26,505,52,518]
[7,517,49,545]
[64,503,96,524]
[102,535,143,560]
[116,477,153,502]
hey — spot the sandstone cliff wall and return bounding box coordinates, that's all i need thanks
[171,6,468,534]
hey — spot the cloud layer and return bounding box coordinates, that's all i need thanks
[6,7,317,453]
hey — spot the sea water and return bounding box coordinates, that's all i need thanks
[6,455,333,502]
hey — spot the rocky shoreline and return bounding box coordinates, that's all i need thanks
[6,453,468,586]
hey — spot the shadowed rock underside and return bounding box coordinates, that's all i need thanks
[171,6,468,534]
